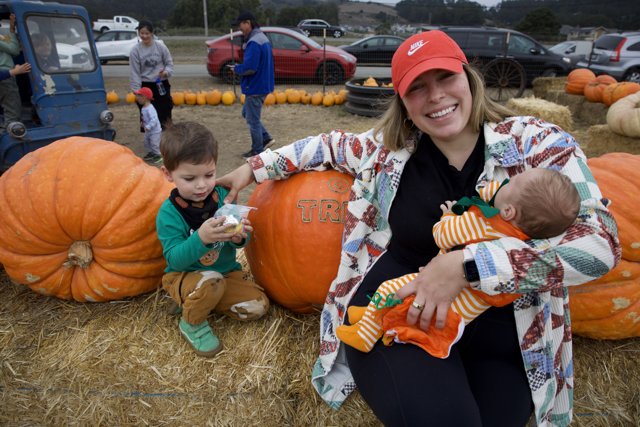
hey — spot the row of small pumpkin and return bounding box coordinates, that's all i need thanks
[106,88,348,107]
[564,68,640,106]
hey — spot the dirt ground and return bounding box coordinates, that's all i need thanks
[105,76,378,204]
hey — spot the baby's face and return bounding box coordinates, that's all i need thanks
[35,38,52,58]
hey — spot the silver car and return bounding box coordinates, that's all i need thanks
[576,32,640,83]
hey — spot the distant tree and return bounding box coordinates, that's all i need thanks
[169,0,261,31]
[515,8,559,39]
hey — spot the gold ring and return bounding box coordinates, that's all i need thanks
[411,301,425,311]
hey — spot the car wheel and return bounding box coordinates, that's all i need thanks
[541,68,559,78]
[318,62,344,85]
[333,30,342,38]
[623,68,640,84]
[220,62,240,85]
[100,26,109,33]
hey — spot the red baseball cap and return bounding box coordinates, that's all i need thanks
[134,87,154,100]
[392,30,468,98]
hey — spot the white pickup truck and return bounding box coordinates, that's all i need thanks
[92,16,139,33]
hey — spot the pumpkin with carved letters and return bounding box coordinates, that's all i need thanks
[0,137,174,301]
[245,170,353,313]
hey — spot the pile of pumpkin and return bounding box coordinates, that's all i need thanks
[564,68,640,106]
[565,69,640,138]
[106,88,348,108]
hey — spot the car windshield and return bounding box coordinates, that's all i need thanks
[549,42,573,54]
[293,32,321,49]
[594,35,625,50]
[26,14,95,73]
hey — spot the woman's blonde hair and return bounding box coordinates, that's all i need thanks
[373,64,513,151]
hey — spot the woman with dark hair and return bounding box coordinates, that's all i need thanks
[129,20,173,131]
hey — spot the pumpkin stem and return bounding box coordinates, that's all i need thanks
[65,241,93,269]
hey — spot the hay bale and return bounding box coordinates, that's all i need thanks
[2,257,639,425]
[576,101,608,126]
[583,124,640,158]
[532,76,566,98]
[506,97,573,131]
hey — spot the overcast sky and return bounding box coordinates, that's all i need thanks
[350,0,502,7]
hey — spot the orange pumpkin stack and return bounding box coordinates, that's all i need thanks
[0,137,174,302]
[569,153,640,339]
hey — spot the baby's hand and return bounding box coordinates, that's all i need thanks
[198,217,235,245]
[440,200,456,215]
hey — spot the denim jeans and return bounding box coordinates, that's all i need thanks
[242,95,272,154]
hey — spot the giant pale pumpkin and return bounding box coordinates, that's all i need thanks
[245,170,353,313]
[0,137,174,301]
[569,260,640,339]
[606,91,640,138]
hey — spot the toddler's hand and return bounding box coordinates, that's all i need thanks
[198,217,235,245]
[440,200,456,215]
[230,218,253,244]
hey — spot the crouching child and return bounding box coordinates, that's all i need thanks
[156,121,269,356]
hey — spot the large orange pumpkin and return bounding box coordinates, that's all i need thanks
[588,152,640,261]
[568,152,640,339]
[245,170,353,313]
[569,260,640,339]
[0,137,174,301]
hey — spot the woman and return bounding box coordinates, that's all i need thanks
[129,20,173,129]
[217,31,620,426]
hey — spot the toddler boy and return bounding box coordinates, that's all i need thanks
[157,121,270,356]
[134,87,162,165]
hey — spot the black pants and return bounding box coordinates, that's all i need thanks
[345,253,534,427]
[138,80,173,131]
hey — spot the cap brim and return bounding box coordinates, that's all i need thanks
[397,58,464,98]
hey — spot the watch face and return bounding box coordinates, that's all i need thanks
[464,259,480,283]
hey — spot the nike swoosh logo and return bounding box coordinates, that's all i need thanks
[407,41,429,56]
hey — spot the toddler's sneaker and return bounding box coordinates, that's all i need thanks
[179,318,222,357]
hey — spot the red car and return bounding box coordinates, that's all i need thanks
[206,26,357,85]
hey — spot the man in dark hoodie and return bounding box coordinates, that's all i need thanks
[230,11,275,158]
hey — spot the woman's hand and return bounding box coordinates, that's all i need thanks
[216,163,256,204]
[395,250,469,332]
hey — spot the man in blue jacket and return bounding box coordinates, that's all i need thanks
[230,11,275,158]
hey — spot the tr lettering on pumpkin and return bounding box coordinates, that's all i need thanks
[297,199,348,223]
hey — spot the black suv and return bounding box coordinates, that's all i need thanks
[297,19,346,38]
[440,26,572,85]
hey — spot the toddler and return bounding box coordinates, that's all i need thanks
[134,87,162,165]
[157,121,270,357]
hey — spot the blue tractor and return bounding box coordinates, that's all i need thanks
[0,0,115,172]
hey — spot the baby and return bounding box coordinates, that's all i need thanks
[338,168,581,357]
